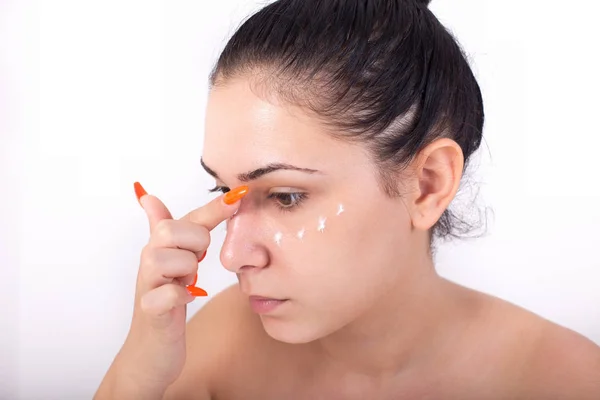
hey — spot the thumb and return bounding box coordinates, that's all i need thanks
[181,185,249,231]
[134,182,173,231]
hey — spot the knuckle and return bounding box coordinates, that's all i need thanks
[140,246,158,270]
[164,285,181,305]
[139,298,151,314]
[196,225,211,248]
[184,257,199,276]
[139,249,169,285]
[153,219,175,242]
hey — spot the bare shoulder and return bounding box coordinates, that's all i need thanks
[522,316,600,399]
[476,290,600,399]
[443,282,600,398]
[163,283,273,399]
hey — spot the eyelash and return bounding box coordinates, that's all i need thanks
[208,186,308,212]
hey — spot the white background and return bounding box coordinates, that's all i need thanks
[1,0,599,398]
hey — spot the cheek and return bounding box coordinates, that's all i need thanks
[259,195,410,281]
[273,198,411,292]
[269,203,369,286]
[265,202,350,269]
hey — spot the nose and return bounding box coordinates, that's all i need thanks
[219,204,269,274]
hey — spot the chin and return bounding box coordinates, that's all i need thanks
[259,315,339,344]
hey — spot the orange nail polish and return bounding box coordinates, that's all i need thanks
[198,250,207,263]
[187,286,208,297]
[223,185,249,205]
[133,182,147,205]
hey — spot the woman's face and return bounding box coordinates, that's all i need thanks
[203,78,417,343]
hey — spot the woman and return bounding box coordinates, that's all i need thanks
[95,0,600,398]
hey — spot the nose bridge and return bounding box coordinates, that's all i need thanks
[220,200,269,272]
[227,196,259,234]
[226,208,257,237]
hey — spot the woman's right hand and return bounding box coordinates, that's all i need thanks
[94,182,248,399]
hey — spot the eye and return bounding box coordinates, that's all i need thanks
[208,186,308,212]
[268,192,308,211]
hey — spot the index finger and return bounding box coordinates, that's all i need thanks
[180,185,249,231]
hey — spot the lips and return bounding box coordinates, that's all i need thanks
[248,295,288,314]
[249,295,286,301]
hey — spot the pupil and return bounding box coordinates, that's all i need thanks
[279,194,294,207]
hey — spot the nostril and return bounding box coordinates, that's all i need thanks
[239,265,254,272]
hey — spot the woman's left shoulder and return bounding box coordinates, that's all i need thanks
[522,318,600,398]
[486,297,600,398]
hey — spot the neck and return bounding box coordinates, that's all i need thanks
[314,249,463,378]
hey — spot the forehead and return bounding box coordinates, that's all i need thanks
[202,79,363,178]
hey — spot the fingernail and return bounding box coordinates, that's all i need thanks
[198,250,207,263]
[223,185,249,205]
[187,286,208,297]
[133,182,147,206]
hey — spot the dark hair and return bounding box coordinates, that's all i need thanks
[209,0,485,245]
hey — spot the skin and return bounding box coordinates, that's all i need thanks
[166,77,600,398]
[97,76,600,399]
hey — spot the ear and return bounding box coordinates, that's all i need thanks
[409,138,464,231]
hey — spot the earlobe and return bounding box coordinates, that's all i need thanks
[410,138,464,231]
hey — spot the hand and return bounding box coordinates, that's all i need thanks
[100,182,248,396]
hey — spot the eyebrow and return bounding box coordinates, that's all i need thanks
[200,158,321,183]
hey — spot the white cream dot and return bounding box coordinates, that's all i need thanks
[317,217,327,232]
[274,232,283,246]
